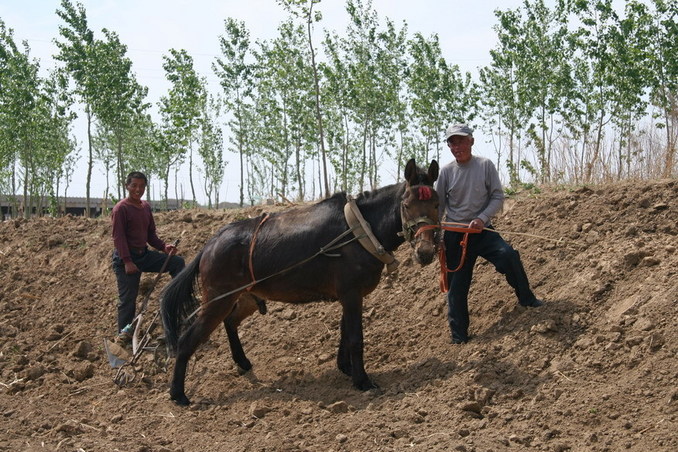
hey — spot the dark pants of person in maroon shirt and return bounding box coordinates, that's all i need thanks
[112,248,185,333]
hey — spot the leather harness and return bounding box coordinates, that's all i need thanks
[344,197,399,274]
[246,194,437,284]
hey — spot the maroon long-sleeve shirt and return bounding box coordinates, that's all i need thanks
[111,198,165,263]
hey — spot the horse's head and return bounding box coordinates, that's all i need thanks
[401,158,440,266]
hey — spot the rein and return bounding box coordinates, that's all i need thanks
[420,222,569,292]
[185,188,438,322]
[416,222,482,292]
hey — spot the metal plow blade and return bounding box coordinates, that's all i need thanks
[103,338,131,368]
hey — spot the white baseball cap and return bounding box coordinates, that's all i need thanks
[444,123,473,141]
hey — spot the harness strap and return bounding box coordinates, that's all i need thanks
[248,214,270,291]
[344,196,399,274]
[185,224,363,322]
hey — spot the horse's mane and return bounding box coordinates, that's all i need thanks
[305,183,403,213]
[355,183,404,205]
[289,168,435,211]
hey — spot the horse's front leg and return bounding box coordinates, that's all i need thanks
[338,294,377,391]
[337,315,352,377]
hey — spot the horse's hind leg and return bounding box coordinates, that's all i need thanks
[170,296,238,406]
[223,293,267,372]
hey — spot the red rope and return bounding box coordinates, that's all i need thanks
[433,222,482,292]
[438,232,472,292]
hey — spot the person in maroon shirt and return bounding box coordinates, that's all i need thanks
[111,171,185,343]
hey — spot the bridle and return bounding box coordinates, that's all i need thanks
[399,184,439,247]
[401,215,438,244]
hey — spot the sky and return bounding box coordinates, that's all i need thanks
[1,0,528,203]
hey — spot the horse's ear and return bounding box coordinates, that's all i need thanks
[428,160,439,183]
[404,158,417,185]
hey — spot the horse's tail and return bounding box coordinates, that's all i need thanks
[161,250,203,353]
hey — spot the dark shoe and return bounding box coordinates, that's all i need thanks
[114,331,132,347]
[521,298,543,308]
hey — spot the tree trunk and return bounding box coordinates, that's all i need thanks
[295,143,303,201]
[188,136,196,206]
[342,114,350,192]
[586,111,605,183]
[86,107,93,217]
[238,104,245,208]
[359,120,369,192]
[662,106,676,178]
[306,1,330,198]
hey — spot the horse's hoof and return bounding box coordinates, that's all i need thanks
[255,297,267,314]
[170,391,191,406]
[236,362,252,375]
[354,378,378,391]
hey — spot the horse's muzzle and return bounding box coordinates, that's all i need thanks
[414,239,436,266]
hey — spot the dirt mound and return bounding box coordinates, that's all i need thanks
[1,180,676,451]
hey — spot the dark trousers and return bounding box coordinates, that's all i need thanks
[112,248,185,333]
[444,228,537,342]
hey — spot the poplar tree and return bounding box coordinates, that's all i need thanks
[255,21,316,201]
[0,22,74,217]
[641,0,678,177]
[213,18,253,207]
[278,0,331,197]
[198,95,225,208]
[90,29,150,198]
[406,32,476,167]
[54,0,98,216]
[159,48,206,205]
[479,7,531,186]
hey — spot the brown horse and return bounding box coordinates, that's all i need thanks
[161,159,440,405]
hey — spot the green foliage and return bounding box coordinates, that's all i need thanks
[213,18,253,206]
[485,0,676,185]
[159,48,207,205]
[0,18,77,217]
[1,0,676,217]
[198,95,225,208]
[406,32,478,166]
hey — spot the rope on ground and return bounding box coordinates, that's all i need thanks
[486,227,577,250]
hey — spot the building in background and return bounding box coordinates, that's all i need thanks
[0,195,183,219]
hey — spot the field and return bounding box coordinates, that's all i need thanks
[0,179,676,451]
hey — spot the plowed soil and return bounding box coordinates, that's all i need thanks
[1,179,676,452]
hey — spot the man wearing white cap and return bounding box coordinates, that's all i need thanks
[436,123,543,344]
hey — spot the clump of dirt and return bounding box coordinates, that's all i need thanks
[0,180,676,451]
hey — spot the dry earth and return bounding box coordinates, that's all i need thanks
[0,179,676,452]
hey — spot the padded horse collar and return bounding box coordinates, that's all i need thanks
[344,196,399,274]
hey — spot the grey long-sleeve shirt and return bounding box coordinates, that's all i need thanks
[435,155,504,226]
